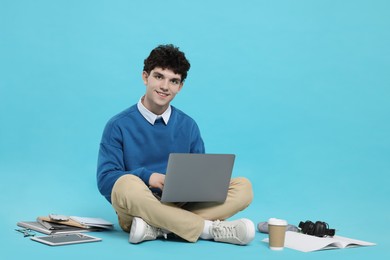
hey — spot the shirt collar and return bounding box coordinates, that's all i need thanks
[137,97,171,125]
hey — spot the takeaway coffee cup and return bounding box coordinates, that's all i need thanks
[268,218,287,250]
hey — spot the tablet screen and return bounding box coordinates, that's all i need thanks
[31,233,102,246]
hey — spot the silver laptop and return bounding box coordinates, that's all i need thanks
[160,153,235,203]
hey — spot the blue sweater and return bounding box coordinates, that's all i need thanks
[97,105,205,202]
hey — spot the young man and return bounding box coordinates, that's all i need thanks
[97,44,255,245]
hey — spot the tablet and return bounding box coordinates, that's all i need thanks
[31,233,102,246]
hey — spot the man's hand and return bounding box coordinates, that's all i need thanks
[149,172,165,190]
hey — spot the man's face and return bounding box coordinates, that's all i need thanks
[142,67,183,115]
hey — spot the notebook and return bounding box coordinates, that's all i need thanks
[160,153,235,203]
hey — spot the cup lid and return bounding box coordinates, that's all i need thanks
[268,218,287,226]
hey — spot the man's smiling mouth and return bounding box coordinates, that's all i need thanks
[156,91,169,97]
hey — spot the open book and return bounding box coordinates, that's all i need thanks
[263,231,375,252]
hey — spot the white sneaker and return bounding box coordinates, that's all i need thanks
[210,218,255,245]
[129,217,167,244]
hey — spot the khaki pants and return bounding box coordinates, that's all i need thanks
[111,174,253,242]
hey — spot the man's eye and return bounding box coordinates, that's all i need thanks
[171,80,180,85]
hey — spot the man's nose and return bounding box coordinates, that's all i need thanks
[160,80,169,90]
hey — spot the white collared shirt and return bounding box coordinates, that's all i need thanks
[137,97,171,125]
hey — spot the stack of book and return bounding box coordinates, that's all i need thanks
[17,215,114,235]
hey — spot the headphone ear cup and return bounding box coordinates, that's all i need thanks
[300,221,308,234]
[304,221,315,235]
[314,221,325,237]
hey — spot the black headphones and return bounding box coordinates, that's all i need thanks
[298,220,335,237]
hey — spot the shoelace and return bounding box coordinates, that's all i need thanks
[211,220,237,239]
[145,224,168,239]
[158,229,168,240]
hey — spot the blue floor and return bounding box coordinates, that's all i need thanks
[1,0,389,259]
[1,158,389,259]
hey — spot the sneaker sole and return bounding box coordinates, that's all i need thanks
[129,217,145,244]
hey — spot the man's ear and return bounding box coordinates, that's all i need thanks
[142,71,148,85]
[178,82,184,92]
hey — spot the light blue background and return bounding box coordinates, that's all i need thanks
[1,0,389,259]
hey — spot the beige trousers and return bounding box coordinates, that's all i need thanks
[111,174,253,242]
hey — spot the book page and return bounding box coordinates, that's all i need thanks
[262,231,376,252]
[331,235,376,248]
[284,232,340,252]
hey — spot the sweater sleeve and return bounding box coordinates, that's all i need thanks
[96,119,153,203]
[190,121,205,153]
[97,143,154,203]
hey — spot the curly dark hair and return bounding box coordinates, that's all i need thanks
[143,44,191,82]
